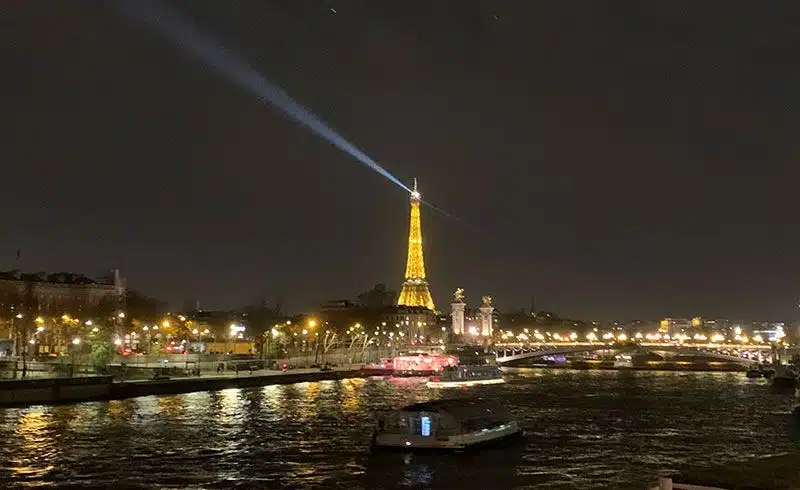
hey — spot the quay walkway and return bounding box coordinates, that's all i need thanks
[0,364,388,407]
[111,364,371,399]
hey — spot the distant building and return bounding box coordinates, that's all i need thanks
[751,321,786,341]
[191,310,245,339]
[318,299,367,330]
[314,300,442,344]
[699,318,732,333]
[380,305,436,331]
[684,317,731,332]
[498,310,533,334]
[659,318,692,335]
[0,269,125,316]
[320,299,359,313]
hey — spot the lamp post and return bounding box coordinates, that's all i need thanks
[307,319,317,367]
[270,327,280,368]
[142,326,150,357]
[71,337,81,377]
[190,328,199,371]
[116,311,126,342]
[14,313,27,378]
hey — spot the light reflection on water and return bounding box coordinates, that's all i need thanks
[0,370,797,488]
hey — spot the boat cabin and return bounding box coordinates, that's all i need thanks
[375,399,515,448]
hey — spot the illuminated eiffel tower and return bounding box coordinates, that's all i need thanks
[397,179,435,311]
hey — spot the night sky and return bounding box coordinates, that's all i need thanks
[3,1,798,321]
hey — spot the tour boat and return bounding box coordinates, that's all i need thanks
[371,399,524,450]
[367,353,459,376]
[426,365,505,388]
[745,368,762,379]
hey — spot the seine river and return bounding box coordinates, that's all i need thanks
[1,369,798,489]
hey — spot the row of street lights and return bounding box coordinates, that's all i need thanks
[497,328,782,345]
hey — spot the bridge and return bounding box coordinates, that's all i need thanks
[492,342,771,365]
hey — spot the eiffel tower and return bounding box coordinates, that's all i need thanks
[397,179,435,311]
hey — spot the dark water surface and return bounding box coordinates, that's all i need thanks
[0,369,798,489]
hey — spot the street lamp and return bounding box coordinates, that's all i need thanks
[191,328,200,355]
[70,337,81,377]
[142,326,151,354]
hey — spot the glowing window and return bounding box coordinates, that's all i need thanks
[421,416,431,437]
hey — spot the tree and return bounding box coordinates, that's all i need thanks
[315,330,342,364]
[91,341,114,373]
[125,290,167,323]
[243,299,283,359]
[357,284,397,309]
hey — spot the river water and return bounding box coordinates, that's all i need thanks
[0,369,798,489]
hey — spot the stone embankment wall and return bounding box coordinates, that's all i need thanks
[0,376,113,406]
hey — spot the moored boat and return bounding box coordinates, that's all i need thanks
[426,365,505,388]
[366,353,459,376]
[371,398,524,450]
[745,368,762,379]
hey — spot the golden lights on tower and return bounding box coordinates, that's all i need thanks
[397,178,435,310]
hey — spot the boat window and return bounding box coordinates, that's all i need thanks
[421,416,431,436]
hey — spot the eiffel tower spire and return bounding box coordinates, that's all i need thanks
[397,179,435,310]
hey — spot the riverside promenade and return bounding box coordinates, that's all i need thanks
[0,364,390,407]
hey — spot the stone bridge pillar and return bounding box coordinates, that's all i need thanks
[479,305,493,337]
[451,301,465,335]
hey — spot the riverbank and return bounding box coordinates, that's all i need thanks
[0,365,394,407]
[676,452,800,489]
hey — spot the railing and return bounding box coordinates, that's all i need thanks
[494,342,764,364]
[495,344,614,363]
[495,341,772,350]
